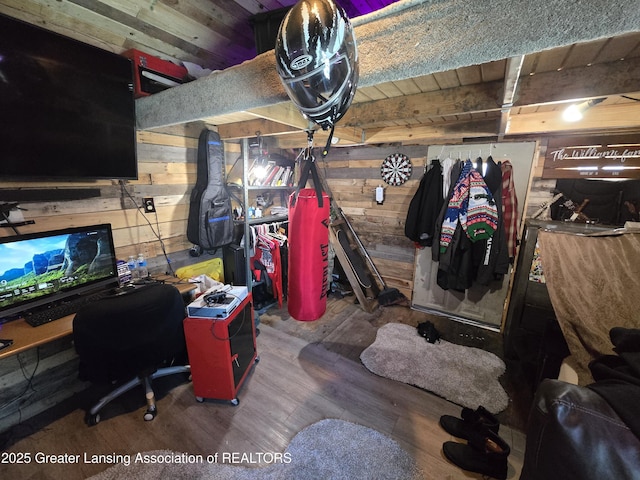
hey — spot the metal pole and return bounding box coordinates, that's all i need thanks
[241,137,252,290]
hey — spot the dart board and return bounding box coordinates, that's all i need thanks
[380,153,412,186]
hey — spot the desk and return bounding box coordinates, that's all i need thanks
[0,276,197,361]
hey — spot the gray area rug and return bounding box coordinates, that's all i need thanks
[361,323,509,413]
[88,419,424,480]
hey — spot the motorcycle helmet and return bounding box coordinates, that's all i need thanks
[275,0,359,130]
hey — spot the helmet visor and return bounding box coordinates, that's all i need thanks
[282,54,351,115]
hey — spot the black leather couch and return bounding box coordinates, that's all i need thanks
[520,379,640,480]
[520,328,640,480]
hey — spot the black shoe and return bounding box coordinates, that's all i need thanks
[439,405,499,439]
[443,428,510,480]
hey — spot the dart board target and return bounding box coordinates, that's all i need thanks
[380,153,412,185]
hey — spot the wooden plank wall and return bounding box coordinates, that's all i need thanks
[321,145,428,300]
[0,121,242,275]
[0,122,239,435]
[0,127,567,435]
[524,139,560,220]
[0,131,427,308]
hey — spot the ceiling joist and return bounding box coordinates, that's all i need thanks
[225,55,640,148]
[136,0,640,130]
[499,55,525,138]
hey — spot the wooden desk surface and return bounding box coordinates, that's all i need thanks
[0,277,197,361]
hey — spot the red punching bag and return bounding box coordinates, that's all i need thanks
[288,153,330,321]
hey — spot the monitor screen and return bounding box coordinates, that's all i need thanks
[0,13,138,180]
[0,224,119,321]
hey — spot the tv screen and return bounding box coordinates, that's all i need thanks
[0,14,137,180]
[0,224,119,321]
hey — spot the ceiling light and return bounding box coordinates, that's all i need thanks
[562,98,606,122]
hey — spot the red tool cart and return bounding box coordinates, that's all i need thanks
[183,294,258,405]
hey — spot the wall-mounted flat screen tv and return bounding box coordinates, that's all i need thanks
[0,13,137,180]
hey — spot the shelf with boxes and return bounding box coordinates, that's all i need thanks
[227,184,291,224]
[226,136,295,223]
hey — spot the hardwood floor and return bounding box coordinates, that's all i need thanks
[0,297,527,479]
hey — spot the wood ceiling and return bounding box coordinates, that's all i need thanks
[206,31,640,149]
[2,0,640,148]
[0,0,396,70]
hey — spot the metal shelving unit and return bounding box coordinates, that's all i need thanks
[236,138,292,297]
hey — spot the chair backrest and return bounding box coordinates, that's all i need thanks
[73,283,186,382]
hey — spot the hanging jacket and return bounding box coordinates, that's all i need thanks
[439,159,498,254]
[432,161,474,291]
[432,161,463,262]
[473,155,510,285]
[404,159,444,247]
[433,159,506,291]
[500,160,518,260]
[439,160,473,253]
[437,217,475,292]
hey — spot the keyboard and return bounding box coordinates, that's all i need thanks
[24,290,111,327]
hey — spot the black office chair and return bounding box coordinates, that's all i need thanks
[73,283,190,425]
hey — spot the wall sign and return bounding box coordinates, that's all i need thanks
[543,134,640,179]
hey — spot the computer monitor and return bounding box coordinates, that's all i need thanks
[0,224,119,321]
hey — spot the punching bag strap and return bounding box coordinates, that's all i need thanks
[291,131,324,209]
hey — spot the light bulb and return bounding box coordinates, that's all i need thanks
[561,98,606,123]
[562,103,584,122]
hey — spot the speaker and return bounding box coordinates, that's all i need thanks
[223,244,246,286]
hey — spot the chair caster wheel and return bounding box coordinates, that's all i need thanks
[144,408,157,421]
[230,398,239,406]
[255,356,260,363]
[196,396,204,403]
[189,245,202,257]
[86,413,100,426]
